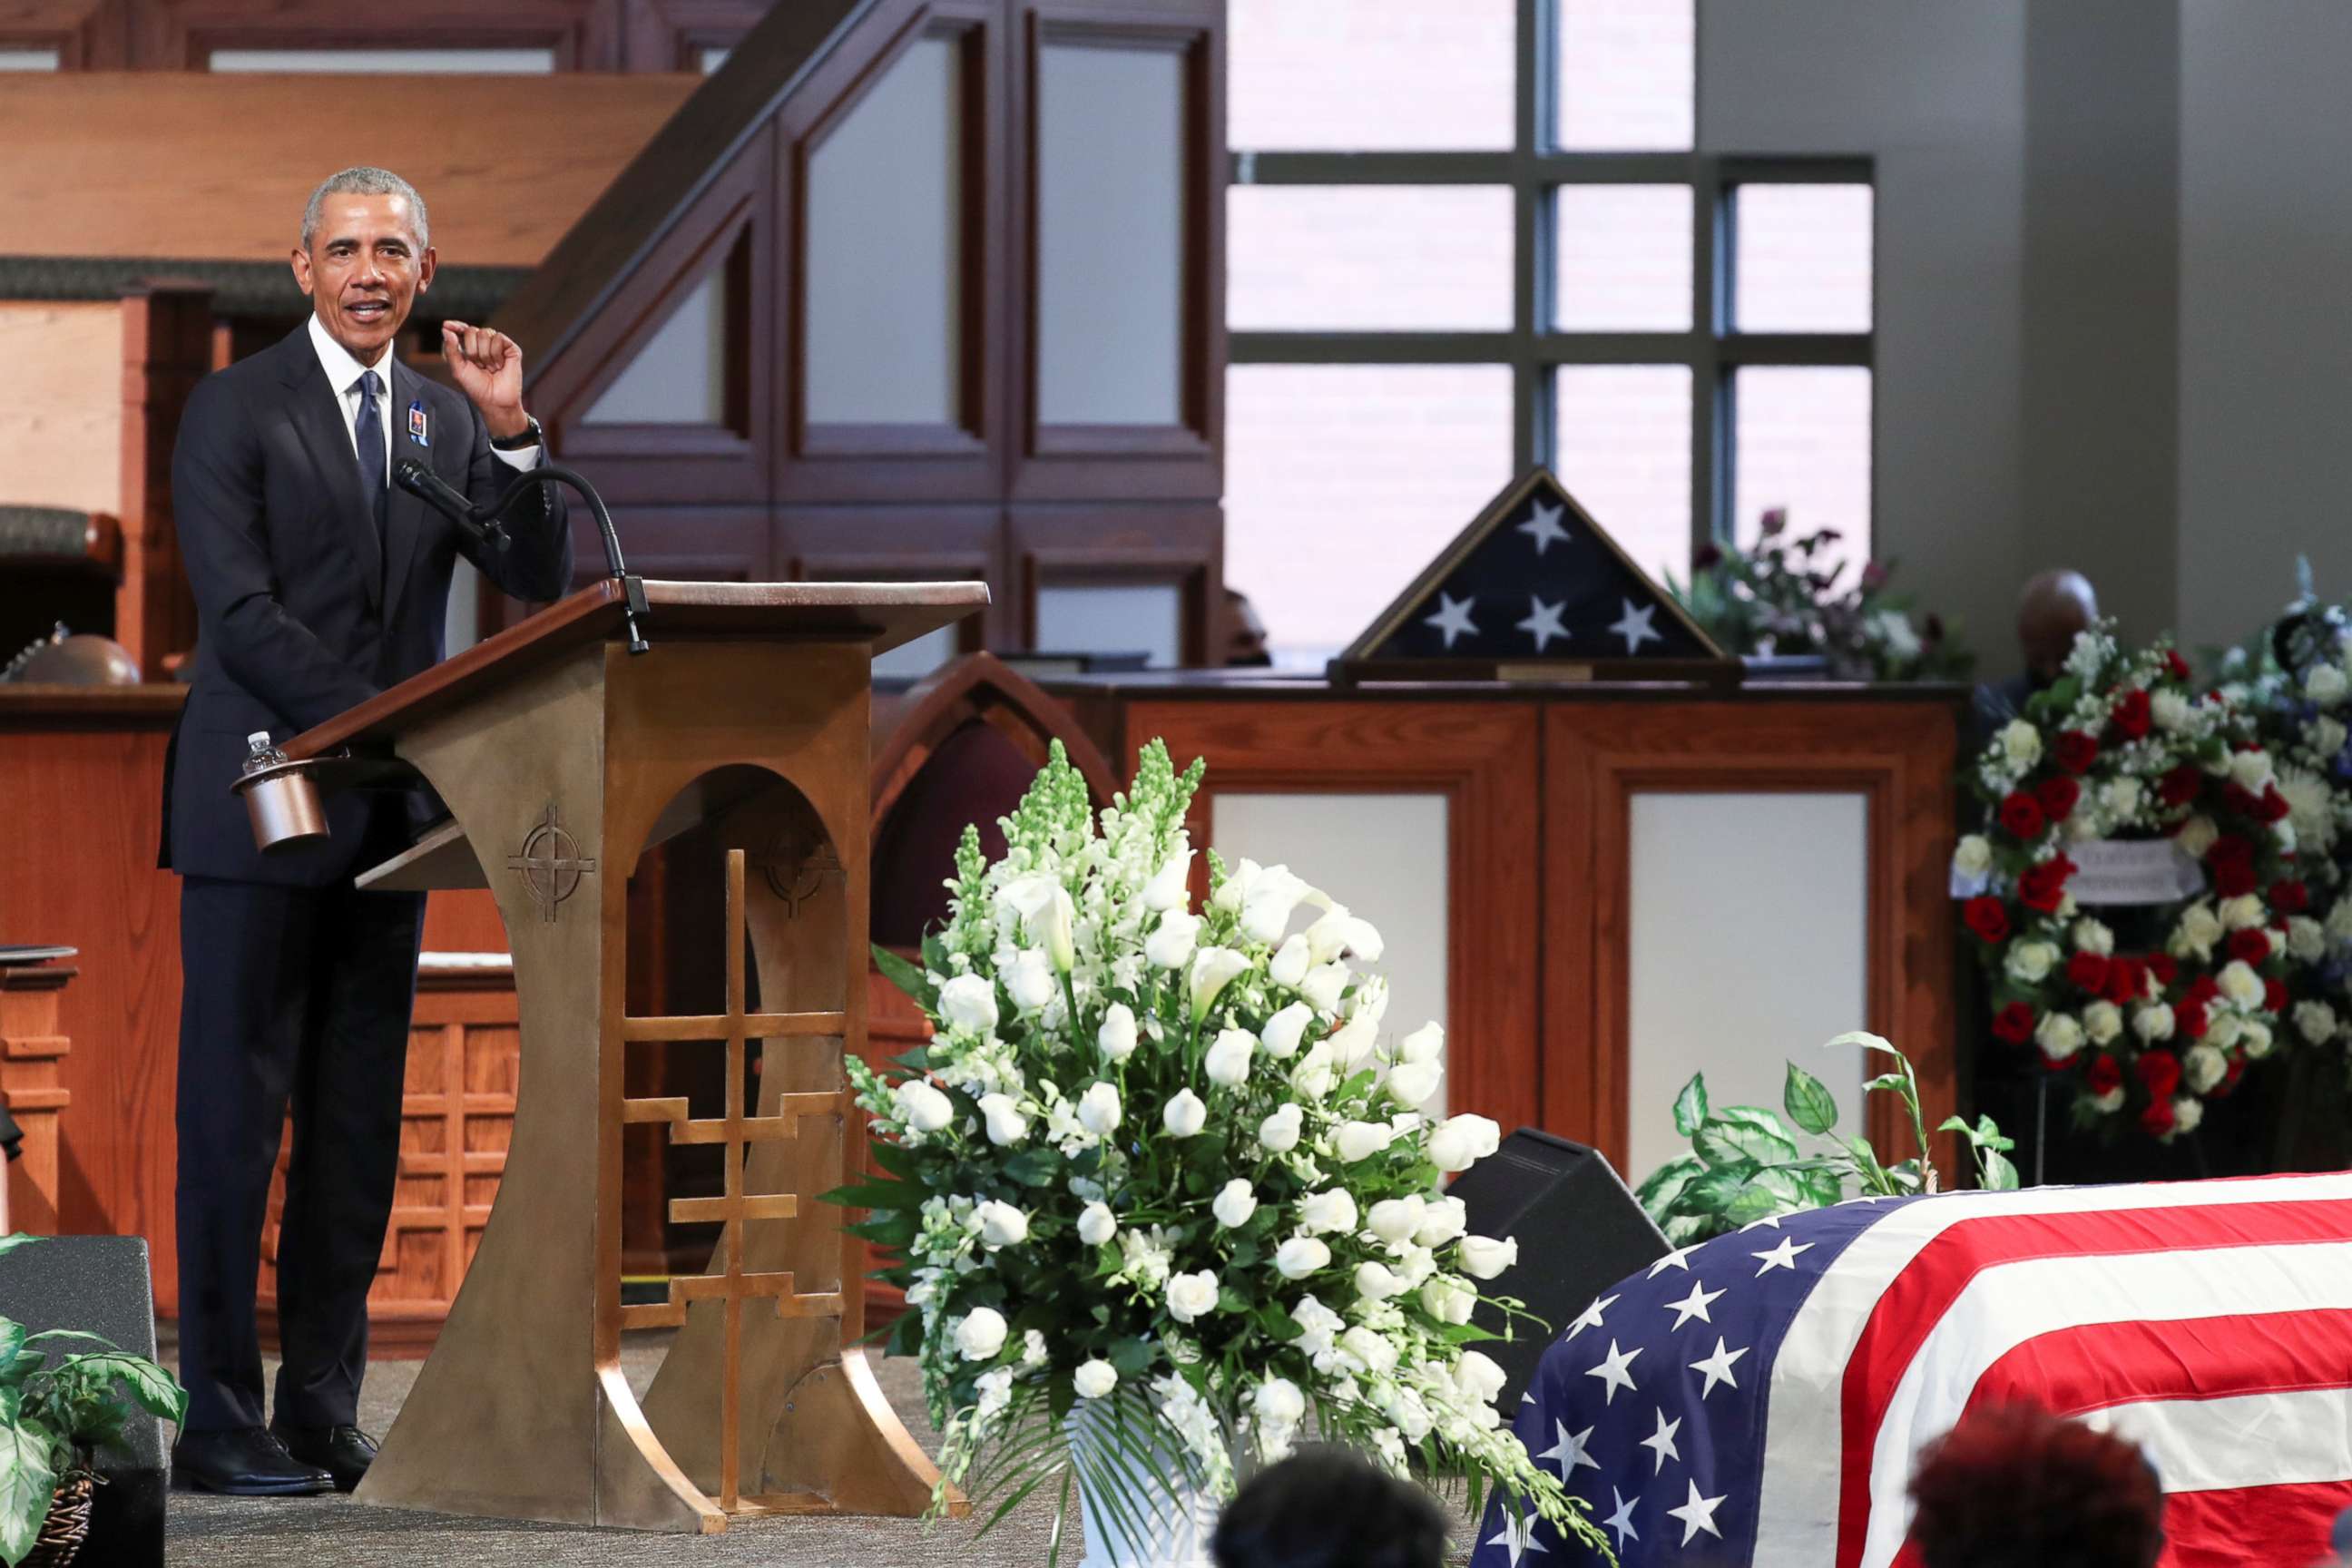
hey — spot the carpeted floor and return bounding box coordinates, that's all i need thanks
[163,1333,1485,1565]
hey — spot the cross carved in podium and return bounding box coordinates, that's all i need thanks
[617,848,846,1511]
[507,802,596,924]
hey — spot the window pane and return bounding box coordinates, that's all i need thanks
[1230,186,1512,331]
[583,271,729,426]
[1227,365,1514,659]
[1734,367,1873,580]
[1035,583,1185,668]
[209,47,555,72]
[0,49,60,71]
[1230,0,1514,151]
[1557,0,1694,152]
[1553,184,1692,330]
[1735,184,1874,333]
[1553,366,1692,582]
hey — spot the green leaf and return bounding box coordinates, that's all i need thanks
[0,1418,55,1567]
[1672,1074,1710,1138]
[1865,1073,1910,1095]
[1001,1149,1061,1188]
[871,943,937,1010]
[1978,1146,2022,1192]
[1783,1063,1840,1136]
[1634,1155,1705,1218]
[818,1180,914,1212]
[1682,1164,1757,1216]
[1255,1303,1301,1342]
[66,1354,185,1427]
[867,1140,920,1180]
[1106,1338,1155,1377]
[1843,1133,1894,1193]
[1695,1115,1799,1168]
[1721,1182,1785,1226]
[885,1309,923,1357]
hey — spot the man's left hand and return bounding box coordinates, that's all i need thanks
[441,321,529,441]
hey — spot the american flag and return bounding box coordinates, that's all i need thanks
[1343,470,1718,667]
[1471,1172,2352,1568]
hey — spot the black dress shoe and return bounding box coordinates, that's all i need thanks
[270,1422,378,1494]
[173,1427,335,1496]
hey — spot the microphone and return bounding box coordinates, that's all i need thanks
[477,462,650,655]
[393,457,508,553]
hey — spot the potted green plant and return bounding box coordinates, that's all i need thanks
[0,1236,187,1567]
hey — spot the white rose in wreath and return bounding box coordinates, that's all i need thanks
[1459,1235,1519,1280]
[2230,750,2276,794]
[1258,1102,1304,1153]
[2297,999,2340,1044]
[936,974,999,1034]
[1273,1236,1331,1279]
[1355,1260,1411,1300]
[1212,1179,1259,1229]
[1333,1120,1395,1163]
[1073,1359,1119,1399]
[1367,1197,1424,1244]
[2181,1044,2228,1094]
[2151,689,2192,732]
[1077,1081,1122,1137]
[2220,895,2266,932]
[1387,1058,1444,1107]
[2034,1012,2085,1062]
[2082,1000,2123,1045]
[2073,917,2115,956]
[1428,1113,1502,1173]
[2242,1019,2277,1058]
[1077,1201,1117,1247]
[2176,902,2224,958]
[1096,1002,1139,1062]
[1166,1269,1221,1323]
[955,1308,1008,1361]
[2000,719,2043,773]
[1205,1027,1257,1088]
[1144,910,1202,970]
[2173,1096,2205,1134]
[2004,940,2060,985]
[1259,1001,1314,1059]
[975,1200,1029,1250]
[2132,1002,2177,1043]
[978,1093,1029,1147]
[895,1079,955,1133]
[1269,934,1311,988]
[1413,1196,1470,1248]
[1163,1088,1208,1138]
[1297,1189,1359,1235]
[1952,835,1993,878]
[1004,948,1056,1012]
[1421,1274,1477,1326]
[2178,816,2220,858]
[2288,916,2327,964]
[2218,960,2266,1008]
[2308,664,2349,705]
[2205,1011,2244,1051]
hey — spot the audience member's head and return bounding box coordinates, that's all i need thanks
[1211,1446,1449,1568]
[2018,569,2100,681]
[1908,1406,2163,1568]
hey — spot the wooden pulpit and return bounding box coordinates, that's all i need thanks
[261,578,988,1533]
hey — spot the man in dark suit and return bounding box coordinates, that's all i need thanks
[162,167,573,1495]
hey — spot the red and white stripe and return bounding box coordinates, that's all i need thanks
[1749,1171,2352,1568]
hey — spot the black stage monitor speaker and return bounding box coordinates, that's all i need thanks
[0,1236,167,1566]
[1449,1129,1671,1409]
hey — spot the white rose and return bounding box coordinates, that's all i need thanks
[2102,778,2143,818]
[975,1200,1029,1249]
[1413,1195,1470,1248]
[2290,916,2328,964]
[1166,1269,1220,1323]
[2220,895,2266,931]
[2004,939,2060,985]
[1458,1235,1519,1280]
[1273,1236,1331,1279]
[1428,1113,1503,1173]
[2309,665,2349,705]
[1269,935,1312,988]
[1189,946,1252,1020]
[1142,845,1193,912]
[1005,948,1057,1012]
[1289,1041,1337,1098]
[2073,917,2115,956]
[2231,750,2277,794]
[2205,1011,2244,1050]
[2178,902,2224,956]
[1386,1058,1444,1106]
[1253,1377,1306,1429]
[1145,911,1203,970]
[1240,865,1315,944]
[1339,1326,1398,1377]
[1333,1120,1395,1163]
[1073,1358,1119,1399]
[1367,1197,1424,1245]
[936,974,999,1034]
[1077,1201,1117,1247]
[1212,1178,1259,1229]
[1204,1028,1257,1089]
[2179,816,2220,858]
[1097,1002,1139,1063]
[2297,999,2340,1044]
[2000,719,2043,772]
[978,1093,1029,1146]
[2132,1002,2177,1043]
[2332,895,2352,944]
[2152,689,2193,732]
[2091,1085,2127,1114]
[2034,1011,2086,1063]
[1355,1260,1411,1300]
[1299,963,1350,1015]
[1420,1274,1476,1326]
[895,1079,955,1133]
[1397,1022,1445,1065]
[2182,1044,2228,1093]
[2173,1095,2205,1134]
[1305,905,1368,963]
[2218,960,2265,1008]
[1163,1088,1208,1138]
[1258,1102,1304,1153]
[1297,1189,1359,1235]
[1259,1001,1315,1059]
[2082,1000,2123,1045]
[1453,1349,1508,1407]
[1327,1015,1380,1074]
[1953,834,1993,878]
[1077,1081,1122,1137]
[2242,1020,2276,1058]
[955,1308,1008,1361]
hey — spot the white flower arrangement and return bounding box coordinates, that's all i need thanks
[834,741,1605,1559]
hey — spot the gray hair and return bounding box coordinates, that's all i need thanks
[299,166,430,251]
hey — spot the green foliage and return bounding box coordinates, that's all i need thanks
[0,1238,188,1566]
[1638,1034,2020,1244]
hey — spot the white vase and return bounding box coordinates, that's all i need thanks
[1065,1404,1220,1568]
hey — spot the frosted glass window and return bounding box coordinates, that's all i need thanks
[209,48,556,73]
[1627,792,1867,1182]
[874,625,959,682]
[1553,366,1692,583]
[1229,0,1513,152]
[1557,0,1693,152]
[1735,184,1874,333]
[701,47,730,74]
[1226,364,1513,661]
[1228,186,1512,331]
[1553,185,1692,330]
[1213,791,1449,1115]
[582,272,729,426]
[806,37,962,425]
[1034,583,1184,668]
[1735,367,1872,580]
[1037,44,1184,426]
[0,49,60,71]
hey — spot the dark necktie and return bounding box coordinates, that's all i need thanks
[354,368,387,536]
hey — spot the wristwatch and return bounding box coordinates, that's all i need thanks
[490,414,544,452]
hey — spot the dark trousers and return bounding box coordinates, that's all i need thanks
[174,876,425,1433]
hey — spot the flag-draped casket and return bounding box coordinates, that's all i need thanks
[1473,1173,2352,1568]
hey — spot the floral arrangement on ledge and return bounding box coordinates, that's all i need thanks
[1667,508,1973,683]
[833,741,1608,1562]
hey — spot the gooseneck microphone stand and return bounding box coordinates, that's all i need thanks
[398,457,651,654]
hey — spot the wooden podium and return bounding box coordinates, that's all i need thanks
[265,579,988,1532]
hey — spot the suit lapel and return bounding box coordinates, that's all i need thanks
[276,330,384,612]
[380,357,433,632]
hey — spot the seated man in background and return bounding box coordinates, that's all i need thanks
[1908,1406,2163,1568]
[1212,1447,1449,1568]
[1972,568,2100,750]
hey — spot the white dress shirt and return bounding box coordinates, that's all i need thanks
[307,312,541,482]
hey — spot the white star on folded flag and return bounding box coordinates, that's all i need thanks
[1639,1407,1681,1475]
[1690,1337,1749,1399]
[1585,1339,1642,1405]
[1605,1487,1641,1549]
[1517,594,1570,652]
[1646,1244,1699,1279]
[1609,597,1661,654]
[1667,1479,1728,1545]
[1486,1510,1550,1564]
[1662,1280,1724,1329]
[1517,498,1571,555]
[1425,592,1479,649]
[1535,1421,1599,1480]
[1752,1236,1815,1277]
[1563,1294,1615,1340]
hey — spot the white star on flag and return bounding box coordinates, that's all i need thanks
[1667,1478,1729,1544]
[1753,1235,1816,1276]
[1516,594,1569,652]
[1564,1294,1615,1340]
[1647,1244,1700,1278]
[1584,1338,1642,1405]
[1690,1337,1750,1398]
[1604,1487,1640,1549]
[1485,1510,1550,1564]
[1608,597,1661,654]
[1740,1212,1784,1231]
[1535,1420,1599,1480]
[1663,1279,1725,1329]
[1425,592,1479,649]
[1640,1407,1682,1475]
[1517,499,1571,555]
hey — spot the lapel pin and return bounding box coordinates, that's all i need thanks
[408,399,429,446]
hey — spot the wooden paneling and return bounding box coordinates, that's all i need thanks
[1122,699,1547,1137]
[622,0,774,72]
[114,283,207,678]
[0,300,121,515]
[0,963,76,1235]
[1543,699,1963,1181]
[0,0,119,66]
[1011,500,1220,665]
